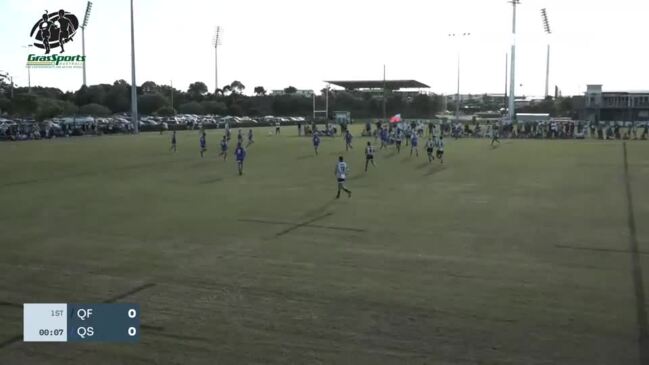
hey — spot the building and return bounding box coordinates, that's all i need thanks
[271,89,314,97]
[584,84,649,121]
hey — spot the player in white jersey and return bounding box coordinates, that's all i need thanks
[435,135,445,164]
[334,156,352,198]
[425,137,435,163]
[365,141,376,172]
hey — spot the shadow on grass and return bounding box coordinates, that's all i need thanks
[348,173,366,181]
[301,197,338,219]
[423,164,445,177]
[384,150,398,159]
[416,162,430,169]
[199,176,224,184]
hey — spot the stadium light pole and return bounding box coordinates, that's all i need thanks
[213,26,222,94]
[22,45,33,93]
[504,52,508,111]
[448,32,471,124]
[170,80,174,109]
[382,64,386,122]
[81,1,93,87]
[129,0,138,133]
[541,8,551,99]
[508,0,520,122]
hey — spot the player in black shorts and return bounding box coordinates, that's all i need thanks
[425,137,435,163]
[395,130,402,153]
[170,131,177,152]
[491,124,501,146]
[436,135,445,164]
[365,141,376,172]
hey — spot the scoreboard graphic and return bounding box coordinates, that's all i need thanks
[23,303,140,342]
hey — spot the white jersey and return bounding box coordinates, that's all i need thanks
[366,145,375,156]
[335,161,348,179]
[425,140,434,149]
[436,139,445,151]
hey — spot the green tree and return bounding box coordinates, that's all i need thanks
[141,81,158,94]
[284,86,297,94]
[11,94,39,116]
[155,106,176,116]
[188,81,208,101]
[230,80,245,94]
[0,96,11,114]
[253,86,266,96]
[79,103,112,116]
[201,100,228,115]
[138,94,168,115]
[35,98,64,121]
[104,80,130,113]
[177,101,205,114]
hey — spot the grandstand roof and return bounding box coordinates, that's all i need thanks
[325,80,430,90]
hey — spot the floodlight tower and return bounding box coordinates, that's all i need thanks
[541,8,552,98]
[448,32,471,124]
[81,1,93,86]
[213,26,222,94]
[508,0,520,122]
[22,45,33,93]
[130,0,138,133]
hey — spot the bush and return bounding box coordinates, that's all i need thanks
[79,103,112,116]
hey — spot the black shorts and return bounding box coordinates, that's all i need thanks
[366,155,374,160]
[427,148,433,154]
[436,150,444,157]
[337,178,345,183]
[396,140,402,145]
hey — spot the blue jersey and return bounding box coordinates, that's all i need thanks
[345,133,352,143]
[200,136,206,148]
[380,129,387,141]
[411,135,418,147]
[220,140,228,151]
[235,147,246,161]
[313,134,320,146]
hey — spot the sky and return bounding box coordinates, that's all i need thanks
[1,0,648,98]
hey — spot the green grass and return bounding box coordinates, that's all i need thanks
[1,126,648,364]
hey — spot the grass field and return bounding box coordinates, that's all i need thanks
[1,126,648,364]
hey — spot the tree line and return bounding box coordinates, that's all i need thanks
[0,78,582,121]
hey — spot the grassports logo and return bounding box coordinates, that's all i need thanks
[27,9,84,68]
[30,9,80,54]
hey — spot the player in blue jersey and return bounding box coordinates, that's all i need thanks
[219,135,228,160]
[345,129,353,151]
[365,141,376,172]
[170,130,177,152]
[199,132,207,158]
[410,132,419,157]
[246,129,254,147]
[312,131,321,155]
[335,156,351,198]
[235,142,246,175]
[379,128,388,150]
